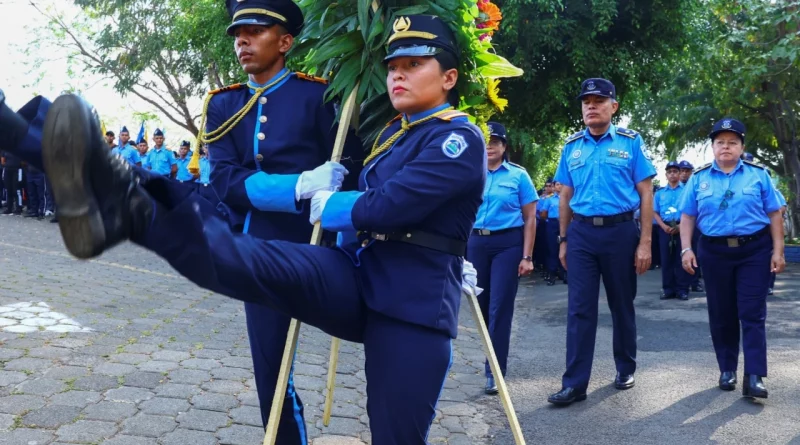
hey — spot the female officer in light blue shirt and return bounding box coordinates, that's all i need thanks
[467,121,538,395]
[680,118,785,399]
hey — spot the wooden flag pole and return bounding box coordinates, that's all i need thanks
[262,87,360,445]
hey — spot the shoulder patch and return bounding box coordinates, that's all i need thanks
[441,132,469,159]
[436,111,470,122]
[295,72,328,84]
[616,127,638,139]
[743,159,765,170]
[207,83,246,95]
[694,162,712,173]
[507,161,526,170]
[565,131,583,144]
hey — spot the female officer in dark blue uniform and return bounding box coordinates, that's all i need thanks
[17,14,486,444]
[680,118,785,398]
[468,121,537,394]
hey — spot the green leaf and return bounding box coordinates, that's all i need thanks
[476,53,524,78]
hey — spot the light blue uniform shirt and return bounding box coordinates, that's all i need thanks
[546,193,560,219]
[680,160,781,236]
[777,189,787,207]
[175,156,194,182]
[111,144,141,166]
[554,125,656,216]
[474,161,538,231]
[198,157,211,184]
[146,147,177,176]
[654,182,685,223]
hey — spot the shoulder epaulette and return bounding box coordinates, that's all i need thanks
[616,127,638,139]
[565,132,583,144]
[694,162,712,173]
[207,83,246,95]
[743,159,765,170]
[436,110,469,121]
[507,161,526,170]
[295,72,328,85]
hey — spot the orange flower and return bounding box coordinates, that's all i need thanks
[478,1,503,23]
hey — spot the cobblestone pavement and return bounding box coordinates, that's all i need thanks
[3,215,800,444]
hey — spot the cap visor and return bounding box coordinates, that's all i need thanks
[227,18,279,35]
[576,92,613,100]
[384,45,443,62]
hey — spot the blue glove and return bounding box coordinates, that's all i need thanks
[309,190,334,224]
[295,162,349,201]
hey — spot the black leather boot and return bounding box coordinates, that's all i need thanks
[742,374,767,399]
[718,371,737,391]
[41,94,154,259]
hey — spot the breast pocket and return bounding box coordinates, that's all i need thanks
[742,186,760,198]
[604,157,629,169]
[495,182,520,210]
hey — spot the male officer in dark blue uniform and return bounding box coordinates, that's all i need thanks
[548,78,656,406]
[184,0,363,442]
[24,163,46,219]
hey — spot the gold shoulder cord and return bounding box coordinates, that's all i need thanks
[188,70,293,175]
[363,107,455,165]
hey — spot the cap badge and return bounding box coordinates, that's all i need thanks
[586,81,596,91]
[393,16,411,33]
[722,120,732,129]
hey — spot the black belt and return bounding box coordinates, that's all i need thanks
[573,211,633,226]
[471,227,521,236]
[702,226,770,247]
[367,230,466,256]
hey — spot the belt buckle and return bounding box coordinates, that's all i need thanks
[479,229,491,236]
[371,233,387,241]
[592,217,604,226]
[727,238,740,248]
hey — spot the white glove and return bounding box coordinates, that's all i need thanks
[295,161,349,201]
[309,190,335,224]
[462,260,484,297]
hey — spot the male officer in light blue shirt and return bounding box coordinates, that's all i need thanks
[654,161,691,300]
[549,77,656,406]
[110,126,142,167]
[145,129,177,177]
[174,141,196,182]
[543,181,566,285]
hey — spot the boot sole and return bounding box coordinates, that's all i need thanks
[547,394,587,406]
[41,95,105,259]
[742,389,768,399]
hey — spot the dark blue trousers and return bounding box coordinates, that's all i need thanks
[562,219,638,390]
[135,180,453,444]
[770,272,776,289]
[43,178,54,213]
[658,228,691,295]
[546,219,565,278]
[534,217,548,267]
[691,230,703,287]
[650,223,661,267]
[467,228,522,377]
[26,172,45,215]
[698,233,771,377]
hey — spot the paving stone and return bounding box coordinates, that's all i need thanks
[192,349,230,360]
[177,409,230,432]
[0,394,47,414]
[217,424,265,445]
[0,412,14,431]
[111,353,150,365]
[105,386,154,403]
[27,346,72,359]
[237,391,259,407]
[317,417,365,437]
[139,397,190,416]
[191,393,238,412]
[200,380,245,395]
[95,362,138,376]
[0,349,25,361]
[16,378,67,396]
[62,354,105,368]
[48,338,92,349]
[123,343,160,354]
[73,375,120,391]
[168,369,211,385]
[43,365,90,380]
[0,370,27,387]
[121,413,178,437]
[230,405,262,427]
[180,358,221,370]
[0,428,55,444]
[82,401,139,422]
[220,356,253,369]
[154,383,201,399]
[138,360,179,373]
[56,419,119,443]
[22,404,82,428]
[124,371,164,389]
[3,357,53,372]
[152,350,191,362]
[101,435,159,445]
[210,367,251,381]
[160,428,218,445]
[312,437,367,445]
[49,390,103,408]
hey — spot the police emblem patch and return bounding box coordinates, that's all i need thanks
[699,182,709,191]
[442,133,468,158]
[587,81,596,91]
[722,120,732,129]
[572,150,582,159]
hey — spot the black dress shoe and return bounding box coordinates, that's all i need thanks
[615,372,635,390]
[42,94,153,259]
[742,374,768,399]
[767,288,773,296]
[485,376,498,395]
[678,293,689,301]
[660,292,675,300]
[547,387,586,406]
[719,371,737,391]
[692,283,704,292]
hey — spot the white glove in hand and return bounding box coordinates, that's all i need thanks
[295,161,349,201]
[309,190,335,225]
[462,260,484,296]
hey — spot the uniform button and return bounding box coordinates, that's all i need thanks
[259,116,267,123]
[256,154,264,162]
[361,240,369,248]
[259,97,267,105]
[257,133,265,141]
